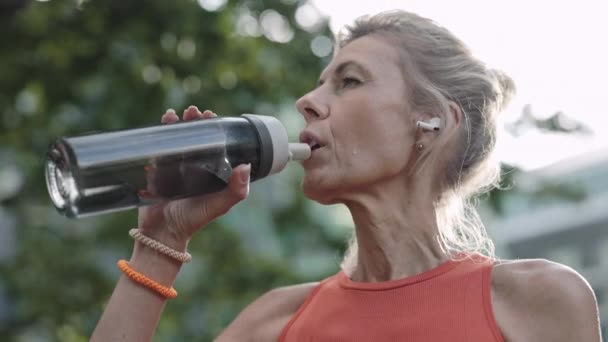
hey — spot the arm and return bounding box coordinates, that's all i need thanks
[492,259,602,342]
[91,237,185,342]
[215,282,318,342]
[92,244,317,342]
[91,106,251,341]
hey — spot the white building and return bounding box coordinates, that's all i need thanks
[486,149,608,337]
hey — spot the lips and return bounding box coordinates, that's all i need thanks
[299,131,325,151]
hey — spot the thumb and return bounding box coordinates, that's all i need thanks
[199,164,251,219]
[226,163,251,200]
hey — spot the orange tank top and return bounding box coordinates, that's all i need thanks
[279,254,505,342]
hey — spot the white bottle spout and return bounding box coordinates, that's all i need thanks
[289,143,311,161]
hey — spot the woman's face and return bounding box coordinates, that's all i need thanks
[297,35,418,204]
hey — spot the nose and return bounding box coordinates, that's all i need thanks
[296,89,328,122]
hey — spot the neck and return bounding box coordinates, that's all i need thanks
[343,178,449,283]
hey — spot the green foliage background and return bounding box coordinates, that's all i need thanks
[1,0,600,341]
[0,0,348,340]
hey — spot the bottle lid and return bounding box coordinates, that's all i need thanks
[242,114,311,175]
[289,143,311,161]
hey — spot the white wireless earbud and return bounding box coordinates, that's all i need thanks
[416,117,441,132]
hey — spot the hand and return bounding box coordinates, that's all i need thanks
[136,105,251,249]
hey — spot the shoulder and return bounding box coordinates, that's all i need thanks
[490,259,601,342]
[215,282,320,342]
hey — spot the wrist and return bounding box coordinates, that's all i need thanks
[137,224,189,252]
[129,229,192,263]
[130,241,184,286]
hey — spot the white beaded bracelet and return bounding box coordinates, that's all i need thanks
[129,229,192,263]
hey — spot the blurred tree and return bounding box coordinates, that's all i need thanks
[487,107,592,215]
[0,0,594,341]
[0,0,29,17]
[0,0,338,340]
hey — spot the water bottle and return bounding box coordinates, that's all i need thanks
[45,114,310,218]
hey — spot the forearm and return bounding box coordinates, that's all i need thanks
[91,238,187,342]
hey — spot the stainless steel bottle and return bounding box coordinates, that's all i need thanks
[45,114,310,218]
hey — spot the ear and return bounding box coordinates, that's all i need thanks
[445,101,463,132]
[413,111,440,150]
[413,102,462,147]
[424,102,462,139]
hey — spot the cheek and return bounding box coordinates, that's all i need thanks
[359,144,408,175]
[338,122,413,178]
[342,121,411,158]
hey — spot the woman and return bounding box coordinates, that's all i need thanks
[91,10,602,341]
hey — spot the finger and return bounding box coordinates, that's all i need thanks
[198,164,250,218]
[202,110,218,119]
[226,163,251,199]
[161,109,179,124]
[183,105,203,121]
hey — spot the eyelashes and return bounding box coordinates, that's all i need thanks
[315,76,363,91]
[340,76,361,88]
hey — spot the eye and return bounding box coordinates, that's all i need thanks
[341,77,361,88]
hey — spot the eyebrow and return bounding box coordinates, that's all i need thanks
[317,60,370,86]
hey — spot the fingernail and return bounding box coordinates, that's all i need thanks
[166,108,176,115]
[138,189,151,198]
[240,164,251,183]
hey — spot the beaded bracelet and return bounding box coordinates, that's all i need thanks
[117,259,178,299]
[129,229,192,263]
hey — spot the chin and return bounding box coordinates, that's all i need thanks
[301,178,341,205]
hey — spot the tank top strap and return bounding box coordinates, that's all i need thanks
[278,276,332,342]
[481,259,506,342]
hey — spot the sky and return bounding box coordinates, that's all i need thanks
[309,0,608,171]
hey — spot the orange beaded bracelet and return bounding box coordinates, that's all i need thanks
[117,260,178,299]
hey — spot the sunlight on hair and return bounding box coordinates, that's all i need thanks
[312,0,608,172]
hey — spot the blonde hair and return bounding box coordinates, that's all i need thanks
[338,10,516,270]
